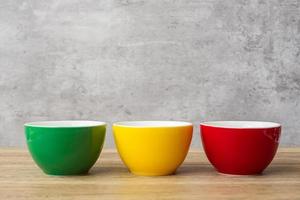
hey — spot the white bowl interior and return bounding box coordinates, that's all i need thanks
[24,121,106,128]
[114,121,192,127]
[201,121,280,129]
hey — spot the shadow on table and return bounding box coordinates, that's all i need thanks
[263,164,299,176]
[89,166,129,176]
[176,164,214,175]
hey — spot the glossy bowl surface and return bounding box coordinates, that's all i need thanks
[113,121,193,176]
[200,121,281,175]
[25,121,106,175]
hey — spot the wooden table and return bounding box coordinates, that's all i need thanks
[0,148,299,200]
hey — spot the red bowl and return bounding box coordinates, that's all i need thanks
[200,121,281,175]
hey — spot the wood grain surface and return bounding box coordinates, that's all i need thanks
[0,148,299,200]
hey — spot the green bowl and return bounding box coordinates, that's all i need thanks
[24,121,106,175]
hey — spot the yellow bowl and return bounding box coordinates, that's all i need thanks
[113,121,193,176]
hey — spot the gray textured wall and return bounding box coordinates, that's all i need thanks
[0,0,299,148]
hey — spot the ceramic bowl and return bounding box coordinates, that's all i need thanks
[25,121,106,175]
[113,121,193,176]
[200,121,281,175]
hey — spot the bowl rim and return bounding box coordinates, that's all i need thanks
[113,121,193,128]
[24,120,106,128]
[200,121,281,129]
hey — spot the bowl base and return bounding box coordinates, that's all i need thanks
[130,170,176,176]
[43,169,90,176]
[217,170,263,176]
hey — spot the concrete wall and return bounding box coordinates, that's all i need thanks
[0,0,299,148]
